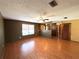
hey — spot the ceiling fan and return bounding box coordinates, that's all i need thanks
[38,16,49,22]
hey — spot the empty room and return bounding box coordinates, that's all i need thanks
[0,0,79,59]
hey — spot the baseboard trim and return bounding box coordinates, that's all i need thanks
[71,40,79,43]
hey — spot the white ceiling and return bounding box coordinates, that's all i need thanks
[0,0,79,23]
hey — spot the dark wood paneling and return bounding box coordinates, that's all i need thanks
[4,19,40,43]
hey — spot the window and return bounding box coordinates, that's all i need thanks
[22,24,35,36]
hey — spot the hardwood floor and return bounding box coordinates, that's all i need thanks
[4,37,79,59]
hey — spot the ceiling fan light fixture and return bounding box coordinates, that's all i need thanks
[39,17,43,20]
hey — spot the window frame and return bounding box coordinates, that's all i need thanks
[22,24,35,36]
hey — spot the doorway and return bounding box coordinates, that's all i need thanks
[60,23,71,40]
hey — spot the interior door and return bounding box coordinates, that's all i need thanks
[62,23,71,40]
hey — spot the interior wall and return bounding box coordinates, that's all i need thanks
[4,20,21,43]
[71,20,79,42]
[0,13,4,59]
[63,20,79,42]
[4,19,40,43]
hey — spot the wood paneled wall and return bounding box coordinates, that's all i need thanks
[4,19,40,43]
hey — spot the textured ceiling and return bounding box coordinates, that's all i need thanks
[0,0,79,23]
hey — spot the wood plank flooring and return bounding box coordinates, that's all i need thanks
[4,37,79,59]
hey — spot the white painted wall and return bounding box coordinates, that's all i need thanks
[0,13,4,59]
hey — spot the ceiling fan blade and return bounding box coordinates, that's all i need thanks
[45,14,55,17]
